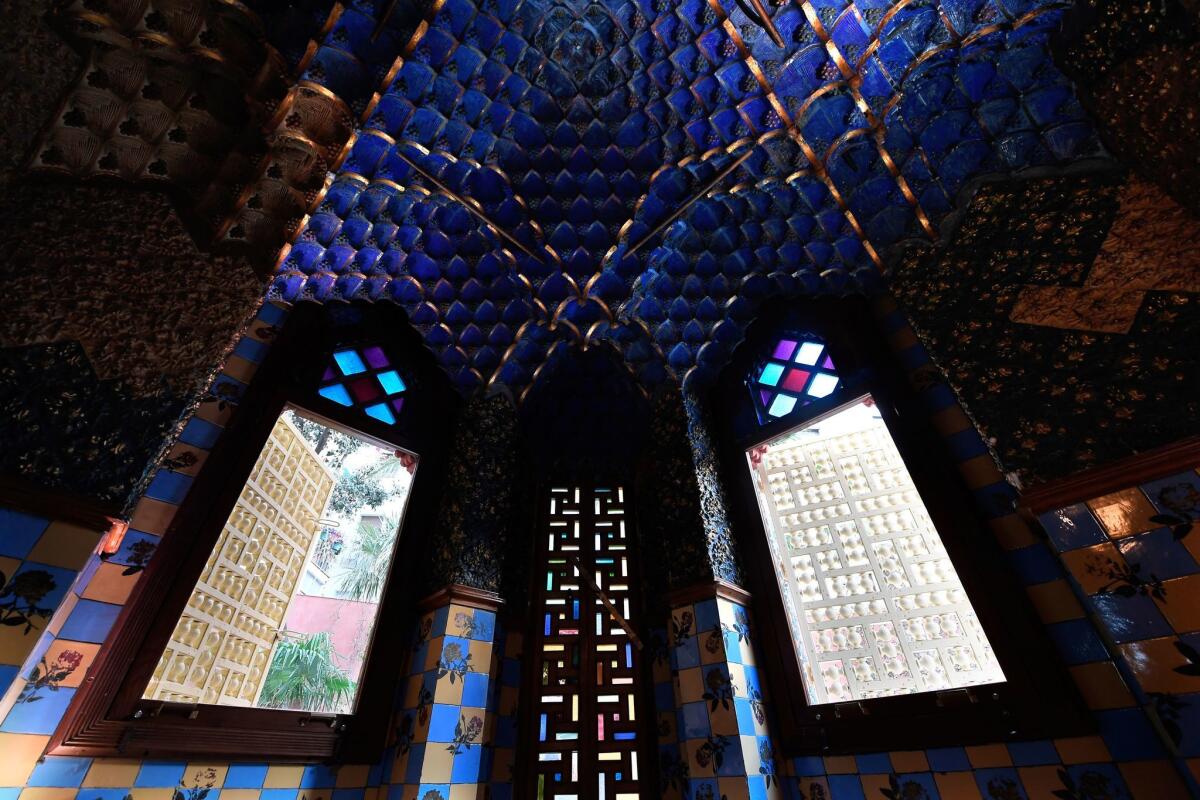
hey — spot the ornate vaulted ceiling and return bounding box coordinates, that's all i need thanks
[34,0,1105,398]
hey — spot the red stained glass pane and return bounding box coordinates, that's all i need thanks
[349,377,382,403]
[363,345,389,369]
[782,368,811,392]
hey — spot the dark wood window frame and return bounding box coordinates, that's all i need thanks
[712,296,1092,755]
[48,303,459,762]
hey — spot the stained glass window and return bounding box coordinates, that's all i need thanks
[530,486,645,798]
[317,345,407,425]
[749,335,841,424]
[747,399,1004,704]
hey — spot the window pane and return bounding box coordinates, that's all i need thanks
[747,398,1004,704]
[143,408,416,713]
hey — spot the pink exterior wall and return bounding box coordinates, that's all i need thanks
[284,595,378,678]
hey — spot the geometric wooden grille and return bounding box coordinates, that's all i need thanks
[143,412,336,706]
[529,486,645,800]
[749,398,1005,705]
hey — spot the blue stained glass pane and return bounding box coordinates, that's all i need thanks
[768,394,798,417]
[364,402,396,424]
[539,714,547,741]
[795,341,824,365]
[318,384,353,406]
[377,370,406,395]
[545,614,552,635]
[758,362,785,386]
[333,349,367,375]
[613,732,636,740]
[807,373,840,398]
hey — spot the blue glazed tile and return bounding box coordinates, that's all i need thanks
[1096,707,1166,760]
[0,788,20,800]
[179,418,223,449]
[973,481,1019,520]
[429,703,461,742]
[1089,592,1173,643]
[145,470,194,505]
[27,756,92,786]
[225,765,269,789]
[106,529,160,567]
[898,342,930,371]
[461,671,489,707]
[694,599,720,633]
[0,663,17,691]
[233,336,269,363]
[1006,544,1062,586]
[300,764,338,788]
[1062,763,1130,799]
[674,636,701,670]
[0,509,49,558]
[79,790,134,800]
[973,768,1028,800]
[939,420,994,462]
[722,631,743,665]
[1141,472,1200,516]
[20,630,56,680]
[1039,505,1107,552]
[855,753,891,774]
[404,743,426,783]
[1007,740,1059,766]
[8,560,77,613]
[1117,528,1199,581]
[926,747,969,772]
[59,599,123,643]
[733,697,756,736]
[451,741,483,782]
[921,384,958,413]
[430,604,450,636]
[1046,618,1108,664]
[134,762,187,787]
[681,701,711,737]
[332,789,363,800]
[827,774,866,800]
[261,790,299,800]
[470,609,496,641]
[714,738,746,776]
[0,685,77,734]
[793,756,826,776]
[416,785,449,799]
[748,773,770,800]
[897,774,939,799]
[386,785,404,800]
[257,301,288,325]
[441,635,471,666]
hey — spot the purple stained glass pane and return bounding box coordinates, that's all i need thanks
[822,354,835,370]
[391,397,405,414]
[363,345,389,369]
[322,366,336,381]
[759,389,772,408]
[772,339,797,360]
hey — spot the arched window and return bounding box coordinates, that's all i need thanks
[715,298,1087,751]
[50,304,456,761]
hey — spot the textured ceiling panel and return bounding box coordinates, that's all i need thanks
[256,0,1103,395]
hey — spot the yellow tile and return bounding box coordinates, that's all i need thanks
[129,790,174,800]
[195,399,235,427]
[930,407,972,437]
[448,785,476,800]
[162,443,208,476]
[677,666,703,703]
[433,671,464,705]
[934,772,982,799]
[0,734,50,785]
[1087,488,1158,539]
[335,764,370,788]
[263,765,305,789]
[19,789,76,800]
[182,765,228,788]
[965,743,1012,768]
[1069,662,1135,710]
[1054,735,1110,764]
[1119,759,1190,799]
[1061,543,1123,595]
[1016,765,1062,800]
[823,755,857,774]
[889,750,928,773]
[81,561,139,605]
[27,521,103,570]
[1119,637,1200,694]
[959,454,1002,490]
[83,758,143,787]
[1026,580,1085,624]
[38,640,102,688]
[222,356,259,384]
[130,499,179,536]
[218,792,261,800]
[1154,575,1200,633]
[988,515,1037,550]
[0,557,21,589]
[422,745,453,782]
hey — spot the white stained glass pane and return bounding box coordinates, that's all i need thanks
[143,407,417,714]
[746,398,1004,705]
[795,341,824,365]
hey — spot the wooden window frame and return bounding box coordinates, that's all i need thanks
[711,297,1091,754]
[48,303,458,762]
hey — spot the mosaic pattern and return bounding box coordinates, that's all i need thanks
[268,0,1103,397]
[892,173,1200,487]
[749,335,841,424]
[318,345,409,425]
[531,486,646,798]
[749,399,1004,704]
